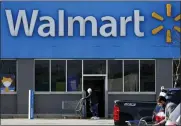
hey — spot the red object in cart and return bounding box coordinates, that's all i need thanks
[155,111,165,123]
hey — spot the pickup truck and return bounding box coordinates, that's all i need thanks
[113,88,181,126]
[113,100,156,126]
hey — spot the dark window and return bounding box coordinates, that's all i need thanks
[51,60,66,91]
[124,60,139,92]
[35,60,49,91]
[0,60,16,92]
[173,60,181,87]
[108,60,123,91]
[140,60,155,92]
[83,60,106,74]
[67,60,82,91]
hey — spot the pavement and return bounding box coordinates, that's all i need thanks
[1,119,114,125]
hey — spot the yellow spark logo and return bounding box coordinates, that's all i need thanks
[152,4,181,43]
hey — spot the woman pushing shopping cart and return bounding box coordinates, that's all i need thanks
[125,87,181,126]
[125,96,167,126]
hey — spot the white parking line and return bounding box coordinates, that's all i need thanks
[1,119,114,125]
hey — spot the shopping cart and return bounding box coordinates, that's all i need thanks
[75,98,85,118]
[125,117,154,126]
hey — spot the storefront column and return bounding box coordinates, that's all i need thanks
[17,59,35,114]
[156,59,173,97]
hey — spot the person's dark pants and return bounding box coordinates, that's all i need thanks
[90,103,99,117]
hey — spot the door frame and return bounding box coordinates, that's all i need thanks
[82,74,108,118]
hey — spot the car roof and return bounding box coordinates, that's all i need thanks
[164,88,181,91]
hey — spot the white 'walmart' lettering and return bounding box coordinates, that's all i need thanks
[5,10,144,37]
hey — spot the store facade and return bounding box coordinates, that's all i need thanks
[0,1,180,118]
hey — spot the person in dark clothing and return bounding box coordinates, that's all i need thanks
[83,88,99,119]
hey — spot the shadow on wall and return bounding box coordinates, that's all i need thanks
[108,74,139,92]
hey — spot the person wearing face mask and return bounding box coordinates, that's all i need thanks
[82,88,99,120]
[154,96,177,126]
[1,77,13,92]
[139,92,167,125]
[152,96,167,123]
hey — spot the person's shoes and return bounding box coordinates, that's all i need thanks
[90,116,100,120]
[91,116,95,119]
[96,117,100,119]
[94,117,100,120]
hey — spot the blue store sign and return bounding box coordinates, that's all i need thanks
[1,1,180,58]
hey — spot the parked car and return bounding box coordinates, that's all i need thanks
[166,103,181,126]
[113,88,181,126]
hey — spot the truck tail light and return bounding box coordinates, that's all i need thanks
[113,105,120,121]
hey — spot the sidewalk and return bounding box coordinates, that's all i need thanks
[1,119,114,125]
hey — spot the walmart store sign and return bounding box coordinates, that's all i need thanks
[6,10,144,37]
[1,1,180,59]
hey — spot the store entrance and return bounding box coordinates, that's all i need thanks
[83,76,105,118]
